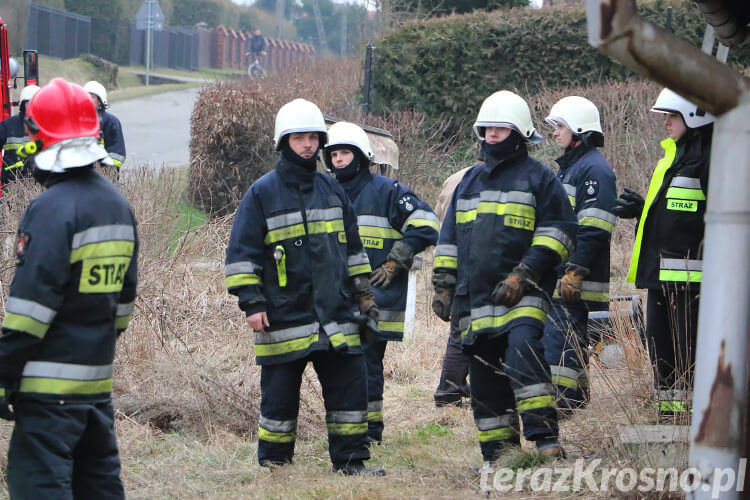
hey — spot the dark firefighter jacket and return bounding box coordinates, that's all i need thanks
[0,112,33,184]
[0,167,138,401]
[553,144,617,311]
[434,141,577,346]
[628,126,712,290]
[225,155,372,366]
[339,169,439,340]
[98,110,126,168]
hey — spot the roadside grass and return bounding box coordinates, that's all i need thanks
[109,82,201,103]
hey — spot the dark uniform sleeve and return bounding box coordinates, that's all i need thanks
[569,163,617,269]
[337,182,372,278]
[0,119,9,184]
[0,200,72,382]
[432,186,459,278]
[226,188,268,316]
[103,114,126,168]
[115,212,139,332]
[522,171,578,273]
[387,182,439,254]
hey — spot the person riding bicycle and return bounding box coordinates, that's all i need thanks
[250,29,267,62]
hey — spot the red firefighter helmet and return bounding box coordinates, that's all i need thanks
[25,78,100,149]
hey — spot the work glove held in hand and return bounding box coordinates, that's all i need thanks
[612,188,644,219]
[0,386,15,421]
[559,264,589,303]
[370,260,400,288]
[492,263,540,307]
[432,288,453,322]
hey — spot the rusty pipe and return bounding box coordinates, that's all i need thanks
[586,0,750,116]
[691,0,748,48]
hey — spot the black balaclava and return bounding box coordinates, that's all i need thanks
[481,129,526,167]
[329,146,365,182]
[280,135,320,172]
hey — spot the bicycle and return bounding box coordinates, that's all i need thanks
[247,52,267,78]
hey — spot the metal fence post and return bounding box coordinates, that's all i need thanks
[363,42,373,115]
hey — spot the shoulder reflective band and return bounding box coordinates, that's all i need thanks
[628,138,677,283]
[563,184,577,208]
[274,245,287,287]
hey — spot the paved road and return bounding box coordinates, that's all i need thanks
[109,88,199,168]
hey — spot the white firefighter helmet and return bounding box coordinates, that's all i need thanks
[545,96,603,135]
[473,90,543,144]
[83,80,108,107]
[325,121,374,161]
[19,85,41,103]
[273,98,327,150]
[650,88,714,129]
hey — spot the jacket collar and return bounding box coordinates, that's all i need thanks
[339,166,371,200]
[555,143,592,171]
[275,150,317,188]
[481,136,528,173]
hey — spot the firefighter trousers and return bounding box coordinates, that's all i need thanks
[258,349,370,466]
[434,312,470,406]
[468,324,558,462]
[363,340,387,441]
[542,300,590,411]
[646,288,699,413]
[7,398,124,500]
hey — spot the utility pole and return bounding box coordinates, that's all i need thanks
[311,0,328,53]
[340,8,347,56]
[275,0,285,39]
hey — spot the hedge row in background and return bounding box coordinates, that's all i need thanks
[372,0,750,125]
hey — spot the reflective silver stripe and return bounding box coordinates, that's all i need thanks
[533,226,574,252]
[471,296,548,321]
[341,322,360,334]
[22,361,113,381]
[323,322,360,337]
[326,410,368,423]
[456,197,480,212]
[577,208,617,224]
[259,416,297,432]
[266,211,304,230]
[368,400,383,412]
[401,209,439,232]
[357,215,392,229]
[6,297,57,324]
[563,184,577,197]
[474,414,516,431]
[72,225,135,249]
[5,136,28,144]
[109,153,125,162]
[656,389,692,401]
[434,244,458,257]
[582,281,609,292]
[225,261,262,276]
[660,258,703,271]
[306,207,343,222]
[550,365,580,380]
[116,301,135,317]
[254,322,319,344]
[514,383,554,400]
[670,176,702,190]
[379,310,405,322]
[480,190,536,206]
[457,315,471,331]
[347,251,370,267]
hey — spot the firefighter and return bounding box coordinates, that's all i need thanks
[612,88,714,421]
[541,96,617,414]
[432,90,577,465]
[0,78,137,498]
[323,121,439,443]
[83,81,126,169]
[0,85,40,188]
[225,99,384,476]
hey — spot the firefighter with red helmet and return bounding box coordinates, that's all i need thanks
[0,78,137,498]
[0,85,40,188]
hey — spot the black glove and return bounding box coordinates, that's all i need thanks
[612,188,644,219]
[431,272,456,322]
[0,385,15,421]
[351,275,380,343]
[492,263,540,307]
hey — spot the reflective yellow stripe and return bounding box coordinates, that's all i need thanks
[19,377,113,395]
[665,187,706,201]
[358,226,403,240]
[70,241,134,263]
[477,427,515,442]
[628,138,676,282]
[456,203,535,224]
[531,235,569,260]
[568,195,576,207]
[659,270,702,282]
[348,264,372,277]
[368,411,383,422]
[329,332,361,348]
[470,306,547,333]
[111,159,123,168]
[434,256,457,269]
[1,312,50,338]
[551,375,577,389]
[307,219,345,235]
[579,216,614,233]
[0,388,5,397]
[3,143,22,150]
[258,427,296,443]
[264,223,305,244]
[405,218,440,231]
[114,314,132,330]
[226,273,261,288]
[378,320,404,333]
[327,422,367,435]
[255,333,319,357]
[516,395,556,412]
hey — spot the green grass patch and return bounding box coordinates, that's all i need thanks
[167,200,209,254]
[415,422,452,443]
